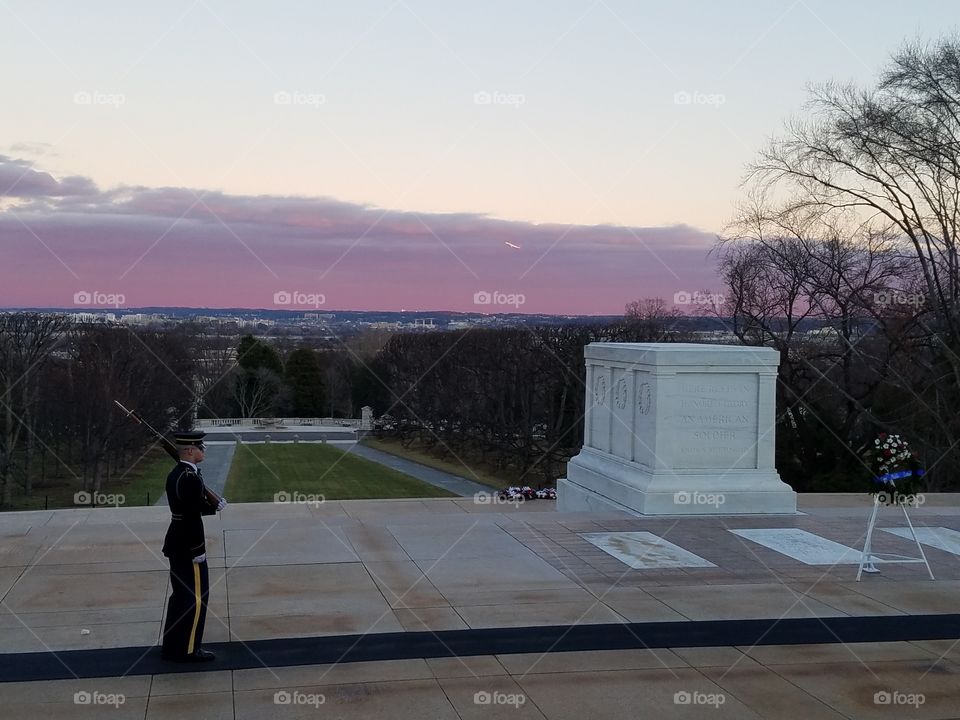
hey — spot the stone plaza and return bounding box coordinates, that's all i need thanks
[0,343,956,719]
[2,494,960,718]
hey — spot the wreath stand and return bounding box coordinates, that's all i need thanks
[856,494,935,581]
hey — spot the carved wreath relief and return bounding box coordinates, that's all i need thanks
[593,375,607,405]
[614,378,628,409]
[637,382,652,415]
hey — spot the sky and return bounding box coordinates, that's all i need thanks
[0,0,955,314]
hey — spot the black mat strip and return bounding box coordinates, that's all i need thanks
[3,614,960,683]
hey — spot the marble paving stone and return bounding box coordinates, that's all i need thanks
[730,529,865,565]
[739,641,939,666]
[0,516,41,534]
[781,582,906,616]
[224,526,358,566]
[0,605,162,629]
[581,532,717,569]
[229,603,403,641]
[387,523,532,561]
[234,680,459,720]
[702,664,847,720]
[82,508,171,525]
[437,676,547,719]
[362,560,449,608]
[836,580,960,615]
[0,621,163,653]
[234,660,433,691]
[217,504,316,530]
[417,556,578,595]
[645,583,844,621]
[0,677,150,703]
[438,587,597,608]
[22,558,186,574]
[590,587,689,622]
[0,566,24,598]
[342,525,411,562]
[497,649,686,676]
[427,656,508,679]
[225,563,376,606]
[770,659,960,719]
[670,646,760,668]
[881,526,960,556]
[3,569,168,613]
[0,540,41,567]
[516,668,764,720]
[908,639,960,664]
[454,600,626,629]
[0,699,148,720]
[144,691,233,720]
[393,606,468,631]
[149,671,233,696]
[30,533,172,567]
[342,501,463,524]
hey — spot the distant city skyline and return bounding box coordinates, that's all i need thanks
[0,1,953,312]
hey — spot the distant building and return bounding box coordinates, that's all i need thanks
[68,312,117,324]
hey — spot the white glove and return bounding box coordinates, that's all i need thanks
[192,553,207,564]
[216,497,228,511]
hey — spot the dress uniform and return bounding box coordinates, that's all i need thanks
[160,431,225,663]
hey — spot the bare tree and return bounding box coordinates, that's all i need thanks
[0,313,70,505]
[231,367,287,418]
[753,36,960,379]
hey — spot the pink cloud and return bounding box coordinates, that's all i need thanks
[0,157,722,314]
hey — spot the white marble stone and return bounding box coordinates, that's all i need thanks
[558,343,797,515]
[581,531,716,569]
[882,527,960,555]
[730,528,865,565]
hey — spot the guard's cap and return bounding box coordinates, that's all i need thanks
[174,431,206,449]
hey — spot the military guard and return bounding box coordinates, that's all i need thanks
[160,431,227,663]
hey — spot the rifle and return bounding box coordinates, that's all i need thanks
[113,400,223,511]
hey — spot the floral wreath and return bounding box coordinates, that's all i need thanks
[863,432,924,504]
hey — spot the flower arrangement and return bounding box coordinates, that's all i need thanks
[863,432,924,504]
[498,486,556,501]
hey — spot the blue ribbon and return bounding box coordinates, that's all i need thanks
[873,469,924,484]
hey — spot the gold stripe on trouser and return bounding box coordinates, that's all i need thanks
[187,563,202,654]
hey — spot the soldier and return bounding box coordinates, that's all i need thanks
[160,431,227,663]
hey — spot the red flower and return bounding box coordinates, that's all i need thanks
[878,433,888,439]
[884,449,892,456]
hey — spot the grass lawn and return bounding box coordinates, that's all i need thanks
[224,443,458,502]
[361,437,561,490]
[5,448,172,511]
